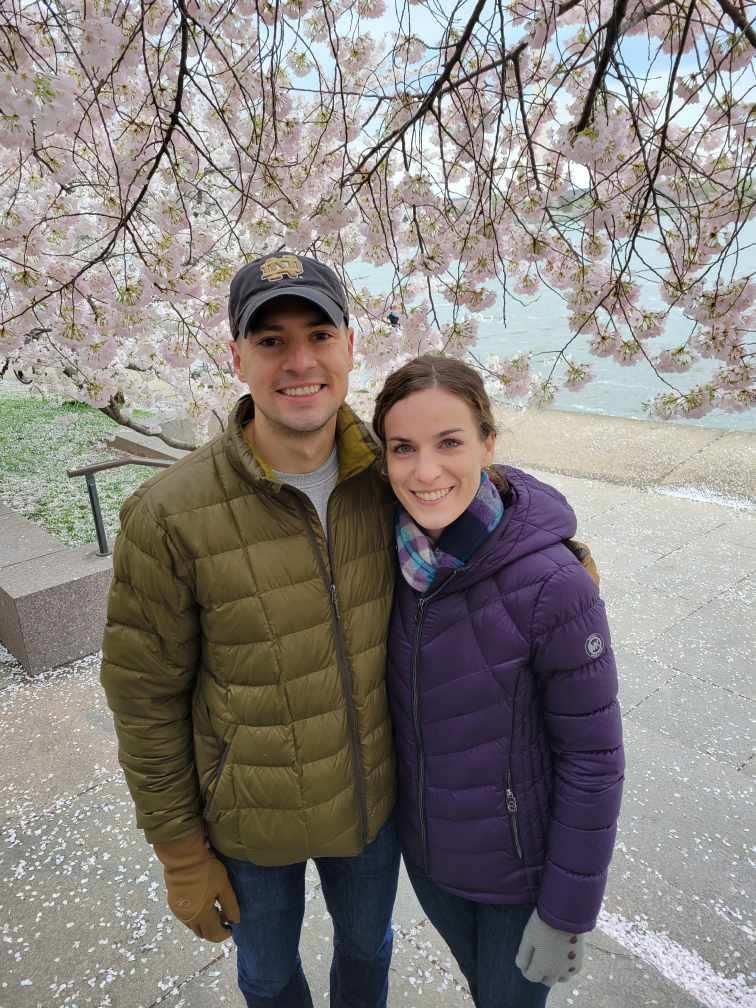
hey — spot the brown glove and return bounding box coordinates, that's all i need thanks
[564,538,600,588]
[153,830,241,942]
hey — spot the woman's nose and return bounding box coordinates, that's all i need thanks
[413,451,442,483]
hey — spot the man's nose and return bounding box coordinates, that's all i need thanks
[283,340,318,372]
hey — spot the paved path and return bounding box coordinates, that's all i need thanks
[0,463,754,1008]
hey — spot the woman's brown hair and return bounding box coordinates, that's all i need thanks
[372,354,498,447]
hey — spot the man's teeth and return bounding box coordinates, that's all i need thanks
[414,488,453,502]
[281,385,322,397]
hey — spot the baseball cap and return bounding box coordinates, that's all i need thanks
[228,253,350,340]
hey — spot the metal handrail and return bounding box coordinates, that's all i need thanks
[67,455,172,557]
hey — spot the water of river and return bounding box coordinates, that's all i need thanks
[473,282,754,432]
[353,255,755,433]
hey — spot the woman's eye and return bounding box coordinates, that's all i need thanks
[440,438,461,448]
[392,444,413,454]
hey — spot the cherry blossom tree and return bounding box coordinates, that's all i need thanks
[0,0,753,446]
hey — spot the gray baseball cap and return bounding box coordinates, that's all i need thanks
[228,252,349,340]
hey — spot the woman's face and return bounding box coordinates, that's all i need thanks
[383,386,496,540]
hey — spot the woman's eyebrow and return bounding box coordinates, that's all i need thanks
[388,428,463,442]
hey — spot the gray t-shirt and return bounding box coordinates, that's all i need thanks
[273,445,339,534]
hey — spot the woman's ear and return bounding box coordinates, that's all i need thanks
[483,431,496,467]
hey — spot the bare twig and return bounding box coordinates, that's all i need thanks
[572,0,630,135]
[714,0,756,48]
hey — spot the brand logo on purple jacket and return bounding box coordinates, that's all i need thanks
[585,633,604,658]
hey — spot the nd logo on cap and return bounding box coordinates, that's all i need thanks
[260,255,304,283]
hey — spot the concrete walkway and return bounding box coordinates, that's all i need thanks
[0,439,754,1006]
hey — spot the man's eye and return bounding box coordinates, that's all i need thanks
[257,337,280,348]
[313,331,334,341]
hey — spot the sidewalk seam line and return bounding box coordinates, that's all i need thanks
[1,774,120,833]
[655,429,733,484]
[144,948,228,1008]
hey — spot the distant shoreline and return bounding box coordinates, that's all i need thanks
[494,403,755,508]
[349,390,756,508]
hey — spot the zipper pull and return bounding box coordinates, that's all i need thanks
[506,788,518,814]
[330,584,341,621]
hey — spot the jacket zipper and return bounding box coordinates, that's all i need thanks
[294,493,369,846]
[411,571,458,872]
[506,769,523,860]
[506,666,523,860]
[412,597,428,869]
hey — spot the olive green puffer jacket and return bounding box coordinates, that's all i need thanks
[100,396,396,864]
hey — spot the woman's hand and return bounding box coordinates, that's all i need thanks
[515,908,586,986]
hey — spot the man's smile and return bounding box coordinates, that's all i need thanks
[278,384,326,398]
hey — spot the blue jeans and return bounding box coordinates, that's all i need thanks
[405,859,549,1008]
[218,819,400,1007]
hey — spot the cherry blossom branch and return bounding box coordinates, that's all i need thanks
[102,398,198,451]
[512,53,542,193]
[344,0,487,187]
[572,0,630,135]
[714,0,756,48]
[3,0,190,325]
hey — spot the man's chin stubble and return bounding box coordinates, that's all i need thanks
[261,406,340,438]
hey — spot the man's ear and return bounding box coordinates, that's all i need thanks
[346,326,355,368]
[229,338,242,377]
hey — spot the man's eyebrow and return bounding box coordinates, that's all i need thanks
[252,318,335,334]
[388,428,464,442]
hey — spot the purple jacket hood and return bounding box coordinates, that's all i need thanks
[445,466,579,582]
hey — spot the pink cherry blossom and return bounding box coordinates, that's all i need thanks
[563,359,594,391]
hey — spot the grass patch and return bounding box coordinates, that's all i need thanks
[0,395,159,547]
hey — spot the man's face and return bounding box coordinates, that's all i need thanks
[229,295,354,437]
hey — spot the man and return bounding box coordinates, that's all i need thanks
[100,253,400,1008]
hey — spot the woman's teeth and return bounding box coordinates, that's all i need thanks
[413,488,453,502]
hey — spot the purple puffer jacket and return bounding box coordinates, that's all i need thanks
[387,466,624,934]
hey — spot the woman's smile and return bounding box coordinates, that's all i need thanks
[411,487,455,503]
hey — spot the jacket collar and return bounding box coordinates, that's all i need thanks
[224,394,379,491]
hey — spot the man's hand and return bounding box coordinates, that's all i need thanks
[153,830,241,942]
[564,538,600,588]
[515,908,586,986]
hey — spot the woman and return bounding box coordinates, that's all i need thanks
[372,355,624,1007]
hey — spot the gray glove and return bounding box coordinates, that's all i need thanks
[515,908,585,986]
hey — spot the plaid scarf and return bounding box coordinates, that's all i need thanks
[396,469,505,594]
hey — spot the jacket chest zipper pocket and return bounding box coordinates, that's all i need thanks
[506,773,523,861]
